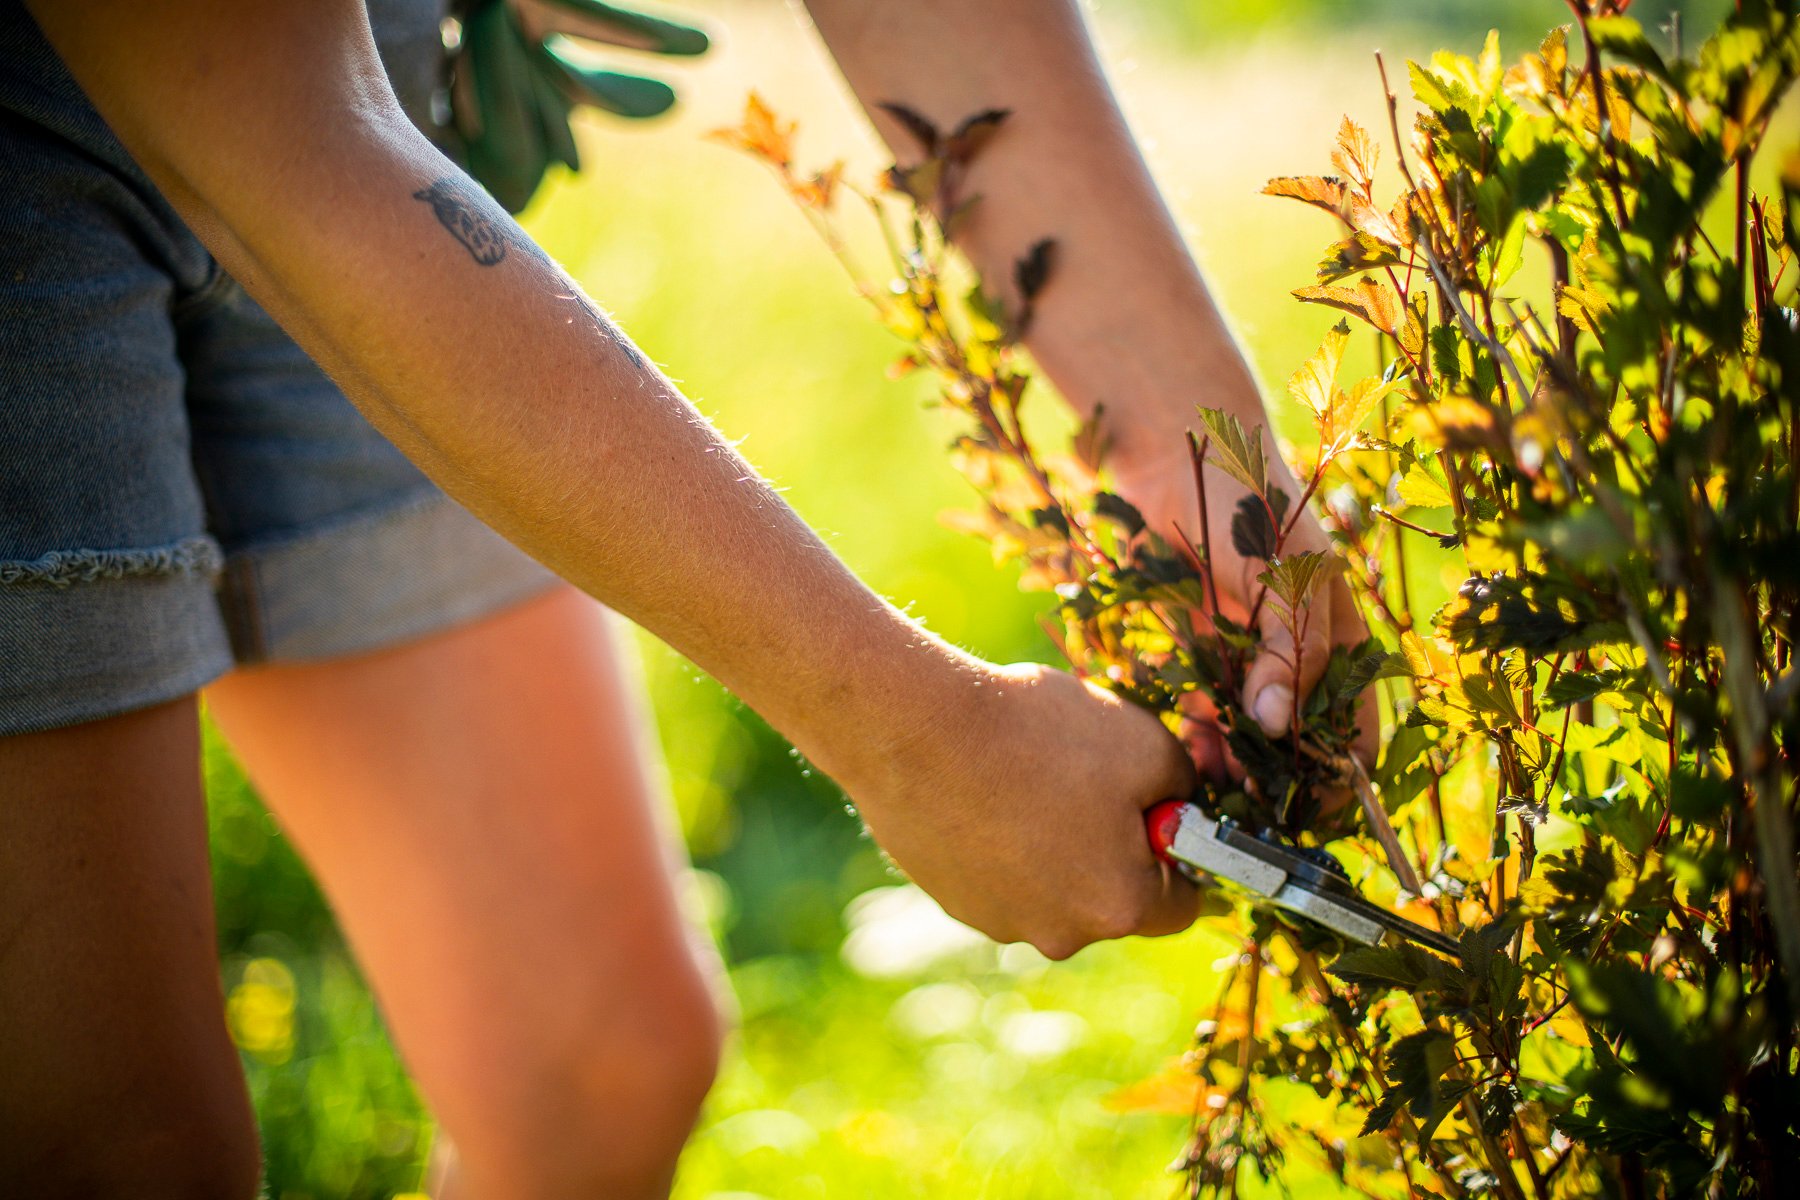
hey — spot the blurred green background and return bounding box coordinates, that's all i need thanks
[204,2,1731,1197]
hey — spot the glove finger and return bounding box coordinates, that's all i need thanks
[527,50,581,171]
[466,3,552,211]
[515,0,708,56]
[545,40,676,119]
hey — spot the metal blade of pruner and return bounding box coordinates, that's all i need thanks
[1146,800,1462,959]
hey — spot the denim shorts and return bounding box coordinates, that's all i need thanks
[0,1,558,736]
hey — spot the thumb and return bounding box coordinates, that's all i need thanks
[1133,856,1202,938]
[1242,591,1333,738]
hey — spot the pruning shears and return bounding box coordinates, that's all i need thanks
[1146,800,1462,958]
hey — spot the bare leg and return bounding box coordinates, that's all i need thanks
[0,699,261,1198]
[204,585,724,1200]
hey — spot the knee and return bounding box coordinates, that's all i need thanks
[453,956,727,1197]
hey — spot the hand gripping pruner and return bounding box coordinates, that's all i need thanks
[1146,800,1462,958]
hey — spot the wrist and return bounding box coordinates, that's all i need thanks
[771,604,996,808]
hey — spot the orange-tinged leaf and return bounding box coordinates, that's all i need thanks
[1388,190,1419,246]
[938,506,1005,540]
[1105,1059,1230,1115]
[1348,196,1406,247]
[1421,395,1500,450]
[1293,278,1402,334]
[1262,175,1350,217]
[787,161,843,209]
[705,91,795,167]
[1332,116,1379,194]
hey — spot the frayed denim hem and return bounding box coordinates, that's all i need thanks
[0,535,224,589]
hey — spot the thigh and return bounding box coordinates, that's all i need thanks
[203,585,722,1182]
[0,699,259,1194]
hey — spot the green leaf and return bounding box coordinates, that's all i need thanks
[1013,239,1054,305]
[1461,671,1521,724]
[1230,493,1279,560]
[1510,140,1572,212]
[1418,1079,1473,1143]
[1564,962,1724,1105]
[1441,572,1625,655]
[1542,668,1631,708]
[1457,919,1516,988]
[1342,650,1408,697]
[1477,1082,1520,1137]
[1092,492,1145,538]
[1430,324,1464,385]
[1588,16,1672,82]
[1257,552,1344,614]
[1195,408,1267,496]
[1359,1087,1405,1136]
[1669,767,1732,824]
[1327,943,1452,991]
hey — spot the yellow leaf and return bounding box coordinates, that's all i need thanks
[1332,375,1409,446]
[1548,1010,1592,1047]
[1288,321,1351,417]
[1394,458,1452,509]
[1542,25,1569,80]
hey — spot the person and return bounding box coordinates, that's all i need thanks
[0,0,1366,1195]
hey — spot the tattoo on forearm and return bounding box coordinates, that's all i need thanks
[411,174,649,371]
[414,177,507,265]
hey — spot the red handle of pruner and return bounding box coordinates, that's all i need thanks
[1145,799,1191,864]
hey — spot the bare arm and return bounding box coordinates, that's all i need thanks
[26,0,1196,955]
[804,0,1369,738]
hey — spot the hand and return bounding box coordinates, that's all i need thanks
[845,661,1199,960]
[1108,422,1374,762]
[451,0,709,211]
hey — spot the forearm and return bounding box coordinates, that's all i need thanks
[28,0,972,793]
[804,0,1263,465]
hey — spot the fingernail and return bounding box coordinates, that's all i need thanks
[1253,686,1293,736]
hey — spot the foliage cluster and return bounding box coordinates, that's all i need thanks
[717,1,1800,1194]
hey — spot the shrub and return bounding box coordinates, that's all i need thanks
[717,1,1800,1194]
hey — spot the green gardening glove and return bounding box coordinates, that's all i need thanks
[451,0,709,212]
